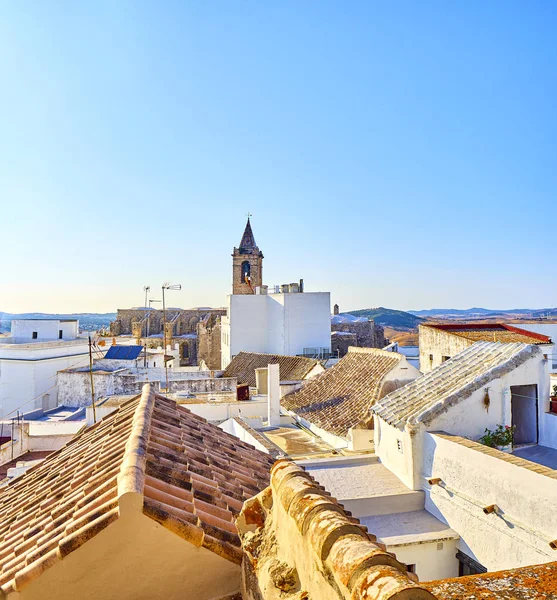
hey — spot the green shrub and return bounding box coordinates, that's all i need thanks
[479,424,515,448]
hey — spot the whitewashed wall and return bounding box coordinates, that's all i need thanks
[10,320,79,341]
[387,539,459,583]
[222,291,331,368]
[423,432,557,570]
[0,347,89,418]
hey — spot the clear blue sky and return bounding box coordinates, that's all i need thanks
[1,1,556,313]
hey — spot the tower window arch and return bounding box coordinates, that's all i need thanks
[241,260,251,283]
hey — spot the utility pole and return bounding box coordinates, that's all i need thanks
[88,335,97,423]
[162,283,181,392]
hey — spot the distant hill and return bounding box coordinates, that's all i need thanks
[347,307,423,330]
[0,312,116,333]
[409,307,553,319]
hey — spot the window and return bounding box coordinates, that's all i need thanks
[406,564,416,574]
[456,551,486,577]
[32,331,38,339]
[442,355,450,363]
[429,354,434,362]
[59,330,63,339]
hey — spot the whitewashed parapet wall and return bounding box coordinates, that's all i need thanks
[423,432,557,571]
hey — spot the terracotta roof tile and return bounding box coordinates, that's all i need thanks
[282,348,405,437]
[422,323,551,345]
[0,385,273,593]
[425,561,557,599]
[223,351,320,387]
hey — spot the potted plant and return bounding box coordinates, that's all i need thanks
[550,385,557,414]
[479,424,515,450]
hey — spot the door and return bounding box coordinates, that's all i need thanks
[511,385,538,445]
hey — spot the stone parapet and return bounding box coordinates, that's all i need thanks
[237,458,435,600]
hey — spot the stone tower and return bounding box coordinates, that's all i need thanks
[232,217,263,294]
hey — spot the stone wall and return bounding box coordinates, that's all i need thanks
[110,307,226,338]
[167,377,237,395]
[197,314,222,370]
[330,319,385,357]
[110,307,225,367]
[331,332,357,357]
[237,459,434,600]
[418,325,471,373]
[58,369,157,407]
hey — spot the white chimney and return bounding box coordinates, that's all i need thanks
[267,363,281,427]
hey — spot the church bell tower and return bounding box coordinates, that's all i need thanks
[232,217,263,294]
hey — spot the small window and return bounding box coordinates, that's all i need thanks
[153,362,156,367]
[429,354,434,361]
[442,355,450,363]
[406,564,416,574]
[32,331,38,339]
[59,330,63,339]
[397,439,403,453]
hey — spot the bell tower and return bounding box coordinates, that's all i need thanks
[232,217,263,294]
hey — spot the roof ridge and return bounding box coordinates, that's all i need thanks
[117,384,156,505]
[372,342,537,429]
[347,346,403,359]
[235,350,317,361]
[416,343,538,426]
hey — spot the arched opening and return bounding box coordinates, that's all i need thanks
[241,260,251,283]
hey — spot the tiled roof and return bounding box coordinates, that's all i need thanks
[282,348,404,437]
[223,351,320,387]
[237,458,435,600]
[373,342,539,430]
[0,385,273,595]
[422,323,551,345]
[0,452,52,481]
[425,561,557,599]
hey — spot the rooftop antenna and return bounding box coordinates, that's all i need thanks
[143,286,150,308]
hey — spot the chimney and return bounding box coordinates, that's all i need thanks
[299,278,304,293]
[334,303,339,315]
[267,363,281,427]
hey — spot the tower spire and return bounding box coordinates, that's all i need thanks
[239,215,256,250]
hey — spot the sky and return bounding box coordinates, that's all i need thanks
[1,1,556,313]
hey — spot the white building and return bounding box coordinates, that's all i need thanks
[372,342,557,574]
[220,289,331,368]
[0,319,90,418]
[220,218,332,369]
[418,322,552,373]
